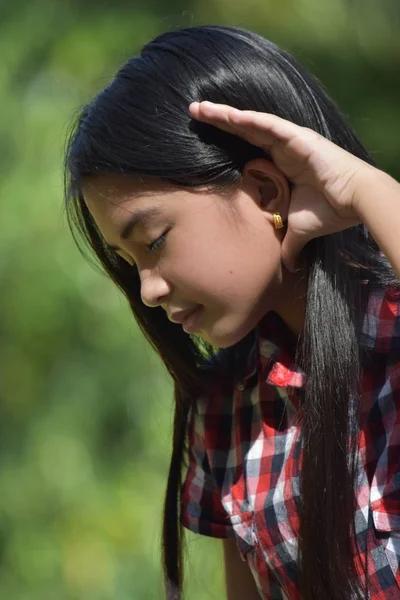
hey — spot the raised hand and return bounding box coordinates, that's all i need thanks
[189,101,377,271]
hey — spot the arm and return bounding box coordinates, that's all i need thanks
[223,539,261,600]
[354,170,400,279]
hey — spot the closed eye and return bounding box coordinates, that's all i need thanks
[148,231,168,253]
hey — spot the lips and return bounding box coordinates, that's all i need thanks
[182,305,203,334]
[168,306,200,324]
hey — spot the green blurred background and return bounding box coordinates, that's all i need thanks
[1,1,399,598]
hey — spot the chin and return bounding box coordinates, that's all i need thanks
[200,323,251,349]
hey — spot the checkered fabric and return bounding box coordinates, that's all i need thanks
[180,285,400,599]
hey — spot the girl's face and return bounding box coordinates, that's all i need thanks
[83,165,304,348]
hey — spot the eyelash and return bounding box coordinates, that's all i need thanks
[148,231,168,253]
[115,229,169,266]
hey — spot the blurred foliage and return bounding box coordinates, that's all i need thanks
[0,0,399,598]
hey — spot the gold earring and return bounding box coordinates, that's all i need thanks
[273,212,284,229]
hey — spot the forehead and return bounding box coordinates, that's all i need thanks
[81,174,229,224]
[82,174,172,212]
[81,174,239,245]
[82,174,177,236]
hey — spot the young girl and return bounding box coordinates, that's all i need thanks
[64,25,400,600]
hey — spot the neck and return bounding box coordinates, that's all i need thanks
[275,268,307,338]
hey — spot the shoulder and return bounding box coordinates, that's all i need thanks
[360,283,400,354]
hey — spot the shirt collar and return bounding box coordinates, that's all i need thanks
[240,310,306,389]
[359,285,400,353]
[239,284,400,391]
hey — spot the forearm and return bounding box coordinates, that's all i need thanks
[354,169,400,279]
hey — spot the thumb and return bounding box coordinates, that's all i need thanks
[281,229,307,273]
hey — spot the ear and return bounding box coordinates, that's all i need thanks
[240,158,291,224]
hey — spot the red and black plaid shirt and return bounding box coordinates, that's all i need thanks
[181,285,400,599]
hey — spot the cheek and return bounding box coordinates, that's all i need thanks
[162,232,235,296]
[168,226,282,302]
[227,242,282,301]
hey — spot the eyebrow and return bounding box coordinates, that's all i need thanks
[105,206,163,251]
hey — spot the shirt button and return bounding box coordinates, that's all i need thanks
[237,382,244,391]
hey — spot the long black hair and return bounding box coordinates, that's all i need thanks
[64,25,399,599]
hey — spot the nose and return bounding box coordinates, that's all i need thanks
[140,270,171,308]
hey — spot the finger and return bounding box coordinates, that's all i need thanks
[189,101,282,148]
[189,101,302,150]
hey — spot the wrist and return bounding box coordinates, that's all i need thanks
[352,167,397,220]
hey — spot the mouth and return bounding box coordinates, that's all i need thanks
[182,305,203,334]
